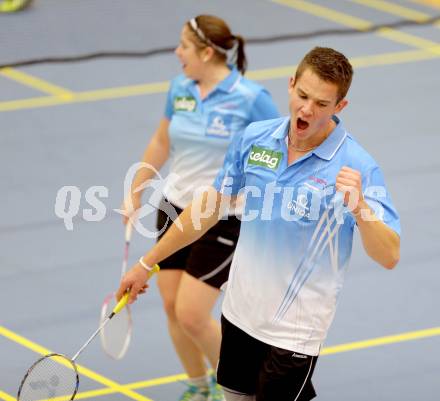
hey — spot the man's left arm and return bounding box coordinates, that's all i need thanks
[336,166,400,269]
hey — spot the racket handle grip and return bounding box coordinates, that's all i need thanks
[147,263,160,278]
[125,221,133,242]
[113,265,160,314]
[113,292,130,314]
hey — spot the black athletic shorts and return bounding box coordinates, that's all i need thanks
[217,315,318,401]
[156,199,241,289]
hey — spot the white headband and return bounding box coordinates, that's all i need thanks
[189,18,229,56]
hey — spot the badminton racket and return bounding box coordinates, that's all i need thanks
[99,222,133,360]
[17,265,159,401]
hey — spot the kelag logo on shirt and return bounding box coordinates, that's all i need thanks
[248,145,283,170]
[173,96,196,112]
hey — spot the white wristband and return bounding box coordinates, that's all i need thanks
[138,256,154,272]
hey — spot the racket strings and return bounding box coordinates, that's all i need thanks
[18,354,78,401]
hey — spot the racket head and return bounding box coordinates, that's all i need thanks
[17,353,79,401]
[99,292,133,360]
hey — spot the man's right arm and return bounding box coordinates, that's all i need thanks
[116,188,230,303]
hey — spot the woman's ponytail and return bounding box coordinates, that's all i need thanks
[234,34,247,75]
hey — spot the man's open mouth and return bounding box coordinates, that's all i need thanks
[297,117,309,130]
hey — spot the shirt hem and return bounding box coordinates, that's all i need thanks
[222,309,322,356]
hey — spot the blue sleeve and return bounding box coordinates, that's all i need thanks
[213,127,246,195]
[362,166,401,236]
[164,81,174,120]
[249,89,280,123]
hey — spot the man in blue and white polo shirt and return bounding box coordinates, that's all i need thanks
[117,47,400,401]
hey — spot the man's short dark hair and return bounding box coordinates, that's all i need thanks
[295,47,353,103]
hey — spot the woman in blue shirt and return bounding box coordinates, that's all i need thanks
[122,15,279,401]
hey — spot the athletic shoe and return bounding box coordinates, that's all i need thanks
[179,384,210,401]
[207,375,225,401]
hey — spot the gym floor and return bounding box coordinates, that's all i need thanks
[1,1,439,400]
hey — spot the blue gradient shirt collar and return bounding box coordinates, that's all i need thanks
[314,116,347,161]
[217,66,241,93]
[182,66,241,95]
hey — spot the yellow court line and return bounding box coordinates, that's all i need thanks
[321,326,440,355]
[39,372,191,400]
[349,45,440,65]
[45,373,190,401]
[73,80,170,102]
[0,80,170,112]
[0,391,15,401]
[354,0,440,28]
[1,47,440,113]
[0,326,154,401]
[0,95,75,111]
[246,47,440,79]
[0,68,74,98]
[2,325,436,401]
[376,27,440,50]
[407,0,440,9]
[351,0,434,22]
[271,0,440,50]
[272,0,373,30]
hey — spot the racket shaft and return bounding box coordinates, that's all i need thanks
[72,293,129,361]
[72,317,109,361]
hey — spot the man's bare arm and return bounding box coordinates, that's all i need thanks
[116,188,231,303]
